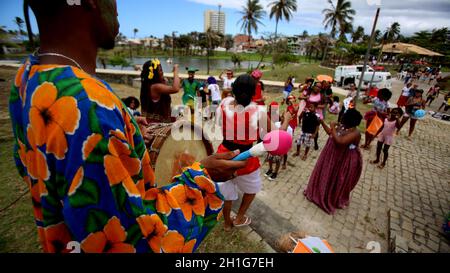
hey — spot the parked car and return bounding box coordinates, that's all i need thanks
[334,65,374,87]
[353,71,393,90]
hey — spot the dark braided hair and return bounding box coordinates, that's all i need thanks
[140,59,164,113]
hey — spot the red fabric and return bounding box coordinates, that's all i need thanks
[221,108,259,145]
[369,87,379,98]
[217,144,260,176]
[219,102,260,176]
[397,95,409,107]
[287,105,299,129]
[252,82,265,105]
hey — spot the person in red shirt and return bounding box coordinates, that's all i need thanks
[287,95,299,132]
[368,84,379,98]
[282,95,298,169]
[251,70,266,106]
[217,75,291,230]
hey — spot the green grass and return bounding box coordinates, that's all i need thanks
[197,220,267,253]
[440,66,450,73]
[0,53,29,59]
[0,140,41,253]
[263,63,333,82]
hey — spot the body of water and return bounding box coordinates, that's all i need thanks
[0,55,265,74]
[100,56,265,73]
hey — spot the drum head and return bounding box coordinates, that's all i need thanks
[154,125,212,187]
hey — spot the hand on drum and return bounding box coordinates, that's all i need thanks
[200,150,248,182]
[134,117,152,144]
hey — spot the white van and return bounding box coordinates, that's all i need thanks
[354,72,393,90]
[334,65,374,86]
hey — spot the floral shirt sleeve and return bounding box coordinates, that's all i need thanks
[8,56,224,253]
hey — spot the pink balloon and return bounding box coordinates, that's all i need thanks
[263,130,293,156]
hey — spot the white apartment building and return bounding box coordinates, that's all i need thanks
[204,10,226,35]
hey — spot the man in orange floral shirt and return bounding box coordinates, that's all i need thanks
[8,0,246,253]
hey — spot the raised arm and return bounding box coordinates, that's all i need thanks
[219,71,225,81]
[151,65,180,96]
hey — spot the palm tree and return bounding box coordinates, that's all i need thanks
[322,0,355,63]
[385,22,400,42]
[374,29,382,43]
[322,0,355,39]
[115,32,126,44]
[14,17,24,31]
[352,26,365,44]
[338,22,353,42]
[224,34,234,51]
[14,17,24,37]
[301,30,309,38]
[238,0,266,44]
[133,28,139,39]
[200,28,223,74]
[268,0,298,39]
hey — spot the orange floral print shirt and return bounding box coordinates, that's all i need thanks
[9,55,224,253]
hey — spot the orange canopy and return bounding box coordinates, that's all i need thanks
[317,75,333,83]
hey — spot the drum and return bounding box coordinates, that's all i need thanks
[145,121,214,186]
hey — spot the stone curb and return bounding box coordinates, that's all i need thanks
[230,211,277,253]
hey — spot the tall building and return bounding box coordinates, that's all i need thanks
[204,10,226,34]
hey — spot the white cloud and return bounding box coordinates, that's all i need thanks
[187,0,450,36]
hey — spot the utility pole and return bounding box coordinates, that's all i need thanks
[172,31,178,59]
[368,35,386,89]
[356,7,380,106]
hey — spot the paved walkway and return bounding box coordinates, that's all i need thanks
[237,78,450,253]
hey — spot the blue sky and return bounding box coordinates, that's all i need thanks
[1,0,449,39]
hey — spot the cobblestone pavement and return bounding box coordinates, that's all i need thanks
[218,78,450,253]
[241,115,450,253]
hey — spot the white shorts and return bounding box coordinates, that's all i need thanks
[287,125,294,136]
[218,169,262,201]
[283,91,291,99]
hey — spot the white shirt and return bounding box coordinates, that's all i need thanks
[343,97,353,111]
[402,87,411,97]
[208,84,221,102]
[223,78,235,90]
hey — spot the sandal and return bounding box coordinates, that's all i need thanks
[233,216,252,227]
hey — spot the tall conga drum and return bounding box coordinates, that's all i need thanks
[145,120,214,186]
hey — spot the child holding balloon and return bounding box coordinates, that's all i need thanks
[397,89,426,139]
[370,108,404,169]
[264,101,294,181]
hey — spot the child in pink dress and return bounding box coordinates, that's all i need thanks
[370,108,404,169]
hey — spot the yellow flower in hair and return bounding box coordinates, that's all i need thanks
[152,59,161,67]
[148,68,154,80]
[148,59,161,80]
